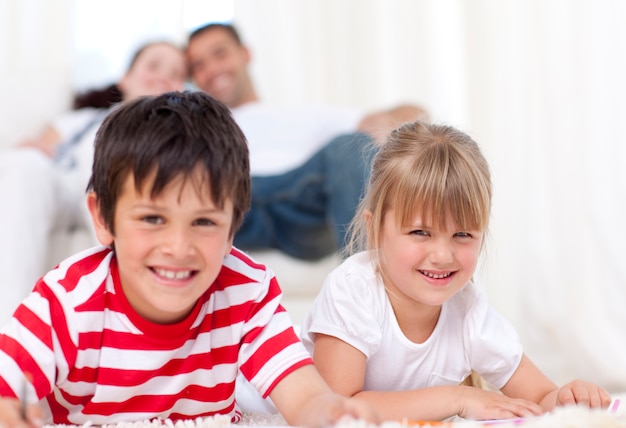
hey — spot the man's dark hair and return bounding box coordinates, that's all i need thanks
[188,22,243,45]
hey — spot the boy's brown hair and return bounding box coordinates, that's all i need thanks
[86,91,250,237]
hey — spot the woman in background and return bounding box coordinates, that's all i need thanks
[0,40,188,325]
[17,83,122,158]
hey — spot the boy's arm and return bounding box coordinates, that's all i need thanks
[269,365,379,427]
[501,354,611,411]
[312,334,543,422]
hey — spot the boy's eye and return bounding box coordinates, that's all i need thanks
[142,215,163,225]
[193,218,215,227]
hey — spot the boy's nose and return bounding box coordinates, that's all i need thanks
[162,228,194,259]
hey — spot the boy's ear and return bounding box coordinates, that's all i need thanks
[224,237,234,258]
[87,192,114,246]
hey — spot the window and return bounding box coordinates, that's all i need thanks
[72,0,233,89]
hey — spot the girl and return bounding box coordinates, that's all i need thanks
[300,120,611,421]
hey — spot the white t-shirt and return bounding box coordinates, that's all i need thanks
[231,102,364,175]
[48,108,110,211]
[301,251,523,391]
[52,107,105,142]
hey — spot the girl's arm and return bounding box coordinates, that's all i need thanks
[313,334,542,421]
[500,354,611,411]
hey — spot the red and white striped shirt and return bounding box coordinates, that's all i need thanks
[0,246,312,425]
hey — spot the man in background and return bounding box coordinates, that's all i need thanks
[187,22,427,260]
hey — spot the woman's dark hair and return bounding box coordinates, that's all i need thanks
[72,40,179,110]
[72,83,123,110]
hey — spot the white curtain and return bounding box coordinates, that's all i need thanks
[0,0,74,147]
[234,0,626,392]
[3,0,626,392]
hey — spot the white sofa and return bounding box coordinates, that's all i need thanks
[48,228,339,324]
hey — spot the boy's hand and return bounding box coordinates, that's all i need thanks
[297,392,380,427]
[270,365,379,427]
[458,386,544,421]
[0,398,43,428]
[554,380,612,409]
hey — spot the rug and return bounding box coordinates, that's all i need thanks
[43,399,626,428]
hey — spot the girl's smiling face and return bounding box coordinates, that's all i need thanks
[89,167,233,324]
[378,207,484,312]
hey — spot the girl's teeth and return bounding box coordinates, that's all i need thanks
[422,271,451,279]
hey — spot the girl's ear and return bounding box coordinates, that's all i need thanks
[87,192,114,246]
[364,209,373,233]
[363,209,373,225]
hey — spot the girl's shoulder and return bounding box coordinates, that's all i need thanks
[326,252,379,289]
[319,252,386,313]
[333,251,376,274]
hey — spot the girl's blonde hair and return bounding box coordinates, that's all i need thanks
[346,120,492,271]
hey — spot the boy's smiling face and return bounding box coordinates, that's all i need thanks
[88,167,234,324]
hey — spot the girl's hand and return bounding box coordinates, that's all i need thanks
[458,386,544,421]
[555,380,612,409]
[0,397,43,428]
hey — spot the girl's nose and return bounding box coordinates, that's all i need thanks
[429,241,454,265]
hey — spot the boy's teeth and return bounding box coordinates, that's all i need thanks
[155,268,191,280]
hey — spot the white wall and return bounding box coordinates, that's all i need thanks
[3,0,626,393]
[0,0,228,150]
[0,0,74,149]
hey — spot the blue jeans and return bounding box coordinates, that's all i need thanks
[234,133,376,260]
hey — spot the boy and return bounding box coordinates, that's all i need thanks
[0,91,377,427]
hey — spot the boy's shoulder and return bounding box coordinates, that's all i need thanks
[219,247,277,287]
[44,245,113,289]
[29,245,113,317]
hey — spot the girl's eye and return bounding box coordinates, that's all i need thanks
[142,215,163,225]
[454,232,472,238]
[410,229,429,236]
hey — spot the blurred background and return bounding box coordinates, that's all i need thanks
[2,0,626,393]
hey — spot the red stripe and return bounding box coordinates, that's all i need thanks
[46,289,77,368]
[262,359,313,398]
[0,375,16,398]
[77,382,236,416]
[58,249,110,292]
[0,335,51,399]
[168,401,238,422]
[13,301,52,350]
[210,275,283,330]
[46,394,71,424]
[79,329,194,352]
[74,280,107,312]
[239,327,302,379]
[66,344,239,385]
